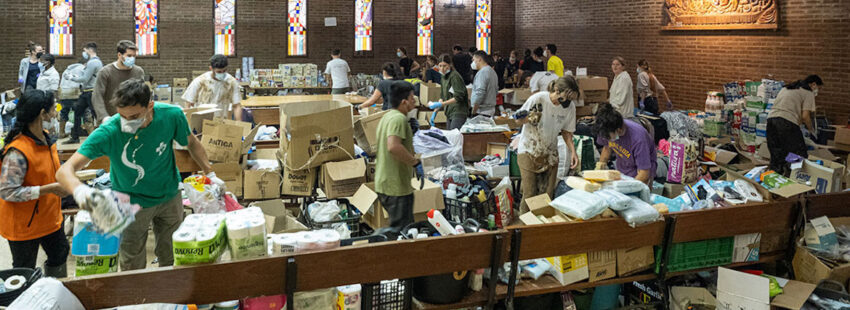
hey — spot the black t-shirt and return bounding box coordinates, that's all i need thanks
[520,58,545,74]
[25,62,40,90]
[453,53,473,84]
[378,79,395,110]
[494,59,507,89]
[425,68,442,84]
[399,57,414,77]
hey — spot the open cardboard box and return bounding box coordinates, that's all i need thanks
[419,83,441,105]
[519,194,571,225]
[350,179,445,229]
[279,100,354,170]
[249,199,308,234]
[717,267,816,310]
[320,158,367,199]
[510,88,532,106]
[183,106,221,135]
[211,163,243,197]
[793,217,850,285]
[719,166,812,201]
[201,118,260,164]
[577,76,608,103]
[354,110,388,155]
[791,159,843,194]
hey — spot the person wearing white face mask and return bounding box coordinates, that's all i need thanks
[766,74,824,175]
[396,47,420,78]
[594,104,656,185]
[182,54,243,121]
[65,42,104,144]
[427,54,469,130]
[90,40,145,126]
[56,79,217,271]
[470,51,499,117]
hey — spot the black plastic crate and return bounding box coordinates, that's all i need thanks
[300,198,363,236]
[444,195,494,224]
[361,278,413,310]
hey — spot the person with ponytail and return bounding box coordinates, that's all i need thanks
[636,59,671,114]
[427,54,468,130]
[358,62,402,111]
[514,76,580,212]
[766,74,823,175]
[594,103,656,185]
[0,89,70,278]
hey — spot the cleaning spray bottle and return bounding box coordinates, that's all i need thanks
[427,209,456,236]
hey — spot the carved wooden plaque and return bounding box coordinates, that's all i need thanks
[663,0,779,30]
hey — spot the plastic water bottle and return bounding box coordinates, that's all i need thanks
[427,209,457,236]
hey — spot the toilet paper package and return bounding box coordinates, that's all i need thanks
[173,214,227,265]
[294,288,337,310]
[225,207,268,260]
[336,284,362,310]
[71,210,120,276]
[550,189,608,220]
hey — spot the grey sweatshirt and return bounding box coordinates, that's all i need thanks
[471,65,498,116]
[70,56,103,90]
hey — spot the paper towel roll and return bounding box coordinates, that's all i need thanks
[295,232,320,252]
[248,218,266,236]
[226,219,250,240]
[173,228,197,242]
[337,284,362,310]
[196,229,217,243]
[4,275,25,291]
[274,234,299,255]
[316,230,340,250]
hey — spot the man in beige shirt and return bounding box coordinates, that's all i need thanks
[766,74,823,174]
[182,54,243,121]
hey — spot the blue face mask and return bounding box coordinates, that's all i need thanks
[82,52,90,60]
[123,56,136,68]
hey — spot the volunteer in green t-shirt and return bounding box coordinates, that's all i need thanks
[56,79,217,271]
[426,54,469,130]
[374,81,421,237]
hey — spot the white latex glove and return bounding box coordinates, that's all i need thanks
[207,171,226,187]
[73,185,95,210]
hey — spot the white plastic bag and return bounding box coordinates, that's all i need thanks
[183,175,226,214]
[594,189,633,211]
[618,197,661,227]
[460,115,510,133]
[557,136,571,180]
[550,189,608,220]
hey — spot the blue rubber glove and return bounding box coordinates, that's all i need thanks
[428,101,443,110]
[430,111,437,127]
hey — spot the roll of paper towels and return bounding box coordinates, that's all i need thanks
[226,220,250,240]
[5,275,26,291]
[296,232,320,252]
[316,230,341,250]
[173,228,197,242]
[274,234,299,255]
[248,218,266,236]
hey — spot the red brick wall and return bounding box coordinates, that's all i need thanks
[516,0,850,123]
[1,0,515,91]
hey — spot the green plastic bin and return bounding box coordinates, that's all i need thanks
[655,237,734,273]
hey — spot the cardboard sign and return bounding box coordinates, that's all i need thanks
[321,158,367,199]
[211,163,243,197]
[279,100,354,170]
[354,110,389,155]
[243,168,282,200]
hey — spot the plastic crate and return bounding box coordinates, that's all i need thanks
[655,237,734,273]
[444,195,494,224]
[301,198,363,236]
[361,278,413,310]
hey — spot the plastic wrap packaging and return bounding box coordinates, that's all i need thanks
[602,177,650,203]
[734,180,763,203]
[594,189,633,211]
[491,177,514,228]
[183,175,226,214]
[75,188,140,236]
[521,258,552,280]
[618,197,661,227]
[660,111,701,139]
[550,189,608,220]
[650,194,690,213]
[294,288,338,310]
[666,135,699,184]
[225,207,268,260]
[460,115,510,133]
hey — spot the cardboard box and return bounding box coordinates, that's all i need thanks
[832,125,850,145]
[663,183,685,198]
[617,246,654,276]
[250,200,308,234]
[202,119,259,163]
[575,103,596,117]
[670,287,716,310]
[173,78,189,88]
[546,254,589,286]
[419,82,441,105]
[791,159,841,194]
[417,111,447,127]
[365,160,376,182]
[704,146,738,165]
[279,100,354,170]
[211,163,243,197]
[153,86,172,102]
[192,70,208,79]
[793,217,850,285]
[518,194,570,225]
[588,250,617,282]
[172,87,187,106]
[350,179,445,229]
[732,233,761,263]
[354,110,389,155]
[243,167,282,200]
[321,158,367,199]
[720,166,811,200]
[809,154,849,189]
[717,267,816,310]
[281,167,316,196]
[184,107,220,135]
[577,76,608,103]
[493,117,520,130]
[512,88,532,106]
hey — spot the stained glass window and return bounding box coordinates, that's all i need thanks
[134,0,158,56]
[476,0,491,54]
[48,0,74,56]
[355,0,372,52]
[215,0,236,56]
[417,0,434,56]
[288,0,307,56]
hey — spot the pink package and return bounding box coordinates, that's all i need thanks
[224,194,244,212]
[667,141,684,183]
[242,295,286,310]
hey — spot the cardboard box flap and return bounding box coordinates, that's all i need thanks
[671,287,716,310]
[242,124,262,154]
[350,183,380,215]
[770,280,816,310]
[717,267,770,310]
[280,100,352,131]
[525,194,552,212]
[325,159,366,181]
[771,183,815,198]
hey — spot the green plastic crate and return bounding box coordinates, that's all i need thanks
[655,237,734,273]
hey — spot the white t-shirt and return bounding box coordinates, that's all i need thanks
[530,71,559,93]
[324,58,351,89]
[182,72,241,117]
[516,92,576,159]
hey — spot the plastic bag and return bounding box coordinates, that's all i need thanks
[550,189,608,220]
[594,189,633,211]
[183,175,226,214]
[76,188,140,236]
[603,179,645,194]
[650,194,690,213]
[414,128,452,155]
[308,200,341,222]
[557,136,570,180]
[667,135,699,184]
[492,177,514,228]
[660,111,701,139]
[460,115,510,133]
[618,197,661,227]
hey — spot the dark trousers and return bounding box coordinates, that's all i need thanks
[59,99,75,122]
[7,227,70,269]
[72,91,93,138]
[377,193,415,235]
[448,115,467,130]
[767,117,808,175]
[642,96,659,115]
